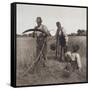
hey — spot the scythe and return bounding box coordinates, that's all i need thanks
[22,29,48,76]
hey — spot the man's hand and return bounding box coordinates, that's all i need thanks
[32,32,37,38]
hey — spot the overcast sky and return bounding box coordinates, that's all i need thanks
[17,4,87,36]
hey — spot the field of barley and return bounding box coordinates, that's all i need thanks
[16,36,87,86]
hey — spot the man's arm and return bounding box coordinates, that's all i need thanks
[43,25,50,36]
[76,54,82,70]
[62,28,68,44]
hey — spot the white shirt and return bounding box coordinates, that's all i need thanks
[71,53,82,69]
[34,24,49,36]
[65,52,82,69]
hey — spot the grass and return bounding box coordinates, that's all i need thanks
[16,36,87,86]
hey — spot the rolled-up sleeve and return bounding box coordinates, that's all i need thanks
[76,54,82,69]
[63,28,68,43]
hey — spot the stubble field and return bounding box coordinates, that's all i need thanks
[16,36,87,86]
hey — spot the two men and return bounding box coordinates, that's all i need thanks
[34,17,68,63]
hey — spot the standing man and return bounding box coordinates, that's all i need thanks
[34,17,50,66]
[55,22,68,61]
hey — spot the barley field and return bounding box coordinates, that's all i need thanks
[16,36,87,86]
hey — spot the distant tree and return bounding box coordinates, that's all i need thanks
[77,29,86,36]
[77,29,81,35]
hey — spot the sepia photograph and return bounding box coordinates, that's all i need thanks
[13,3,88,87]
